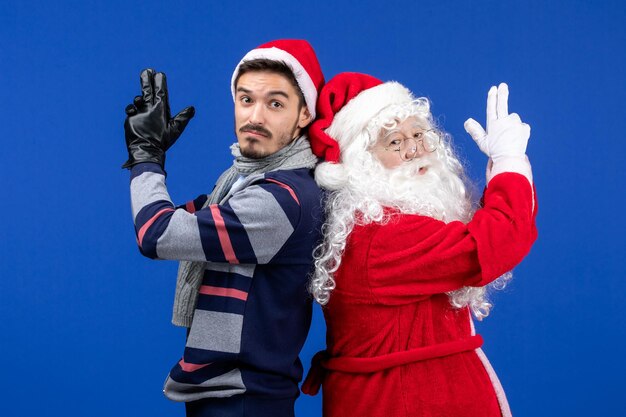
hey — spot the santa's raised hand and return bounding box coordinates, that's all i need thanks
[464,83,530,163]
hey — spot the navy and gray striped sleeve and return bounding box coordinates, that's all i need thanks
[130,163,301,263]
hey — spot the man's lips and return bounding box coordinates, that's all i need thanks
[246,131,267,138]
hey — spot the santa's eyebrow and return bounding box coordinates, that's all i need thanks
[385,124,429,135]
[382,128,402,138]
[411,123,429,131]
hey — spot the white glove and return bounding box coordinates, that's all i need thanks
[464,83,530,163]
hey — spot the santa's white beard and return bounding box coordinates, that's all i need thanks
[350,153,473,224]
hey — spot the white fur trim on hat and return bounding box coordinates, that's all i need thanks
[231,47,318,119]
[327,81,414,150]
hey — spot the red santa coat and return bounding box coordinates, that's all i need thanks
[303,172,537,417]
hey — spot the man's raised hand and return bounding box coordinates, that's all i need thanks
[122,69,195,169]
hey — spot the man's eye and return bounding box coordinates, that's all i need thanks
[414,132,424,139]
[270,101,283,108]
[389,139,402,146]
[240,96,252,103]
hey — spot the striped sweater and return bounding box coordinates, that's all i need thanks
[129,162,324,403]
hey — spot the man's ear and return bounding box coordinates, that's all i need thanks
[298,107,312,129]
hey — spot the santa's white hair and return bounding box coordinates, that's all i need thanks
[310,82,511,320]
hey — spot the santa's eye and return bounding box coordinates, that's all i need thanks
[388,138,403,148]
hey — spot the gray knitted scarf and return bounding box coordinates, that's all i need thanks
[172,135,319,327]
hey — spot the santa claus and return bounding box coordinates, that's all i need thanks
[303,73,537,417]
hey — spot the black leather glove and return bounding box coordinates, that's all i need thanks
[122,68,195,169]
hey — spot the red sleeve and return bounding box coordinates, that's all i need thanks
[367,172,537,304]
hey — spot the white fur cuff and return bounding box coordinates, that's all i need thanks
[487,156,533,185]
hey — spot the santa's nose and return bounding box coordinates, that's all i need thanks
[401,138,424,161]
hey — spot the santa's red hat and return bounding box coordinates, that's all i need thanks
[309,72,414,163]
[231,39,324,119]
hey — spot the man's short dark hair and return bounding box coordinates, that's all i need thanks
[234,59,306,110]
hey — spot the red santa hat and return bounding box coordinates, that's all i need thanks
[231,39,325,119]
[309,72,414,163]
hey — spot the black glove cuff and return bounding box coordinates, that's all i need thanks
[121,142,165,169]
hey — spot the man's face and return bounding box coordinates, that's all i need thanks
[234,71,311,159]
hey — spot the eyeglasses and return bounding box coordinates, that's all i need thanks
[382,129,440,161]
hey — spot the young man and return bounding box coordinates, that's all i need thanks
[122,40,325,417]
[302,73,537,416]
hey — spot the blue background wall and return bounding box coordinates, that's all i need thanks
[1,1,624,415]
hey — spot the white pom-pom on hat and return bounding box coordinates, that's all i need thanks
[314,161,349,190]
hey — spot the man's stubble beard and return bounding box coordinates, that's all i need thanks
[238,120,300,160]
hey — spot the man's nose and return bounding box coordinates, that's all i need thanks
[248,103,265,125]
